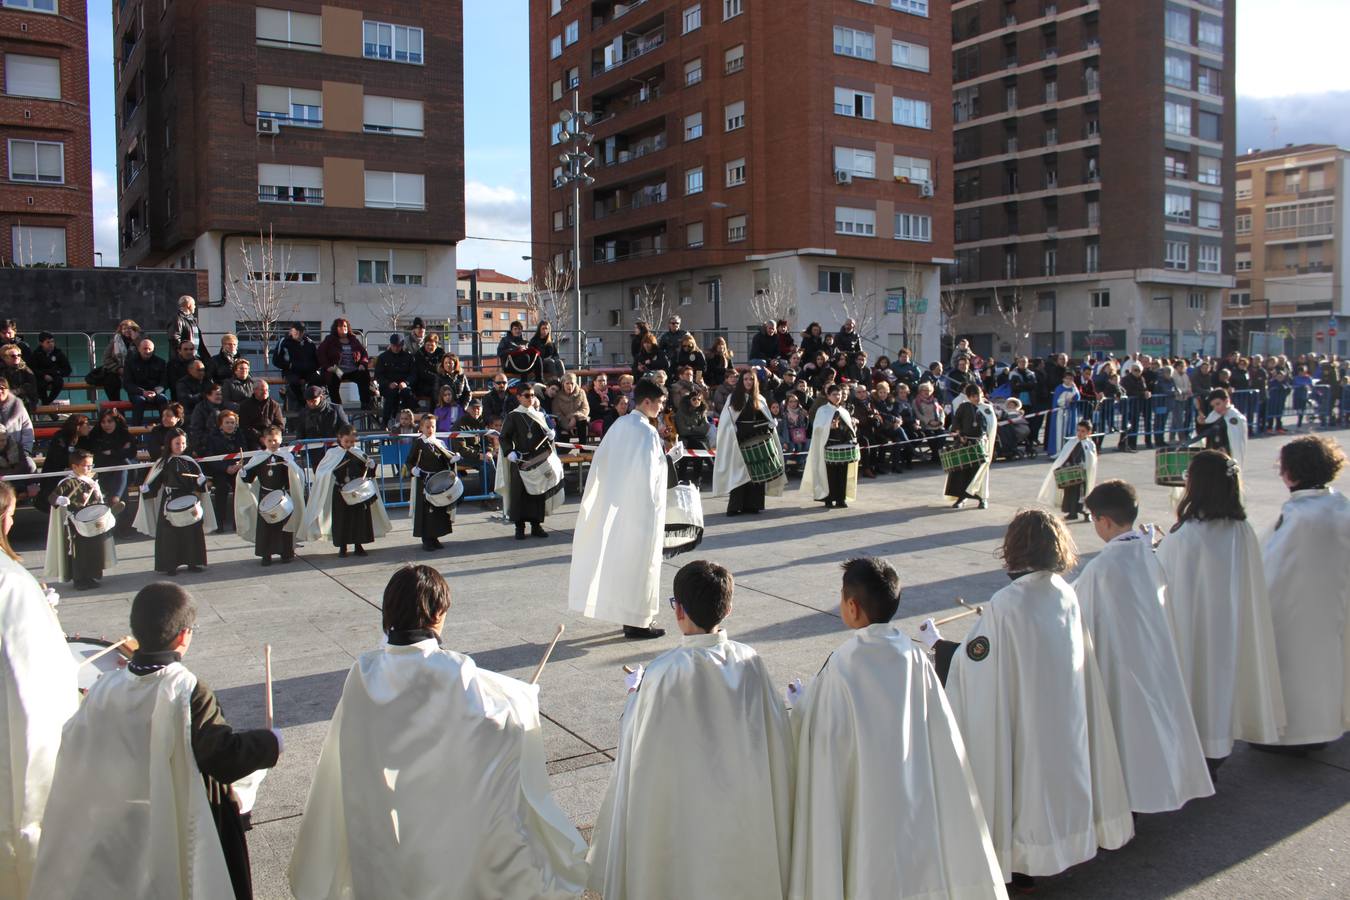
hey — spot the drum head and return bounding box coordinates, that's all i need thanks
[74,504,110,523]
[67,636,122,693]
[424,470,456,494]
[165,495,198,512]
[259,490,287,513]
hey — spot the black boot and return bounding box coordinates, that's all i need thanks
[338,545,348,558]
[515,522,527,540]
[531,522,548,538]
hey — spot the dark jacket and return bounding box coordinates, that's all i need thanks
[123,351,167,395]
[374,348,417,390]
[834,329,862,356]
[272,334,320,377]
[657,328,690,358]
[316,334,371,372]
[176,374,207,412]
[749,331,779,362]
[528,336,560,360]
[297,397,350,440]
[167,312,208,359]
[30,346,71,380]
[239,396,285,448]
[435,371,472,407]
[166,355,199,400]
[671,348,706,375]
[189,398,237,451]
[1,363,38,408]
[482,387,517,422]
[208,352,241,386]
[413,346,445,393]
[495,333,529,365]
[223,376,257,407]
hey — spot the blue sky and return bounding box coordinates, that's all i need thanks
[86,1,1350,278]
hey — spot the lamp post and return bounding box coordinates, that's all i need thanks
[557,94,595,368]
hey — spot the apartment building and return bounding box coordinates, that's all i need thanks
[948,0,1235,360]
[1225,144,1349,358]
[529,0,951,367]
[0,0,94,267]
[114,1,464,336]
[452,266,535,367]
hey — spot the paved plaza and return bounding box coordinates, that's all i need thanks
[22,432,1349,899]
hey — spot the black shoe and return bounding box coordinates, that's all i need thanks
[1065,512,1079,521]
[623,624,666,640]
[188,565,205,573]
[338,546,348,558]
[978,499,988,509]
[515,523,527,540]
[837,502,848,509]
[726,509,742,516]
[952,498,966,509]
[74,578,97,590]
[1009,873,1037,894]
[531,523,548,538]
[281,553,296,563]
[423,539,443,551]
[353,545,368,557]
[261,556,273,567]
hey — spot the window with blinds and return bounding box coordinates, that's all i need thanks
[257,164,323,204]
[257,85,322,126]
[357,248,427,285]
[364,171,426,210]
[363,95,424,136]
[241,242,320,282]
[255,8,321,49]
[4,54,60,99]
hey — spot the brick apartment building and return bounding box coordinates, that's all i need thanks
[114,0,464,341]
[529,0,950,367]
[1224,144,1348,359]
[0,0,94,268]
[451,266,535,368]
[948,0,1235,361]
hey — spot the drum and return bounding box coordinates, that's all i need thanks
[740,434,784,484]
[70,503,116,538]
[519,452,564,498]
[504,347,539,374]
[1155,447,1201,487]
[259,490,294,525]
[824,443,860,465]
[340,478,379,506]
[164,495,204,527]
[940,442,986,472]
[423,469,464,507]
[67,636,131,694]
[663,482,705,558]
[1054,465,1087,488]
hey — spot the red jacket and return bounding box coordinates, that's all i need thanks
[317,334,370,371]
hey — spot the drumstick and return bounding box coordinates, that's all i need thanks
[528,624,565,685]
[264,644,274,730]
[955,597,984,616]
[78,637,130,669]
[933,607,981,627]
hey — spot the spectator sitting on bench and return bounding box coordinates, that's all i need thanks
[223,358,257,407]
[176,359,208,414]
[123,338,169,426]
[188,382,236,453]
[31,332,72,406]
[166,340,200,404]
[207,333,241,386]
[0,344,38,414]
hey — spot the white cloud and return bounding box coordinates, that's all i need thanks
[1238,0,1350,98]
[91,167,119,265]
[459,180,532,280]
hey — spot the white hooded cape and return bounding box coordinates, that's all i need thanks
[588,631,793,899]
[1155,519,1285,757]
[1073,533,1214,812]
[133,455,218,537]
[1262,488,1350,745]
[790,624,1006,900]
[711,396,786,498]
[0,553,78,899]
[288,638,587,900]
[945,572,1133,880]
[299,446,392,544]
[1036,437,1098,507]
[798,403,858,504]
[234,449,307,544]
[29,662,234,900]
[568,411,666,628]
[43,474,118,582]
[1194,406,1248,469]
[944,396,997,502]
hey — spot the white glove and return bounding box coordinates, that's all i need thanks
[507,451,520,463]
[624,665,645,693]
[411,466,423,478]
[785,677,804,707]
[918,618,942,649]
[196,475,208,487]
[43,586,59,608]
[548,427,557,439]
[53,495,70,507]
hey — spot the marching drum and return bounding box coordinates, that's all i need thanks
[518,447,564,497]
[423,469,464,507]
[824,443,861,465]
[1154,447,1201,487]
[740,434,785,484]
[70,504,116,538]
[663,482,705,558]
[340,478,379,506]
[164,495,204,527]
[940,442,986,473]
[259,490,294,525]
[66,636,131,694]
[504,348,540,375]
[1054,465,1087,488]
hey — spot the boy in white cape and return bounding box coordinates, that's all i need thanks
[234,426,306,566]
[300,424,391,554]
[589,560,794,900]
[289,565,587,900]
[798,383,858,509]
[790,557,1005,900]
[1075,480,1214,812]
[1037,419,1097,521]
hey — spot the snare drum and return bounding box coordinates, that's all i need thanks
[164,495,204,527]
[824,443,860,465]
[423,469,464,507]
[663,482,705,558]
[1155,447,1201,487]
[259,490,294,525]
[940,442,986,473]
[340,478,378,506]
[1054,465,1087,488]
[71,503,116,538]
[740,434,784,484]
[67,636,131,694]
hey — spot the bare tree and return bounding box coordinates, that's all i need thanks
[887,263,927,351]
[524,258,575,337]
[632,282,668,330]
[993,284,1034,358]
[748,271,797,325]
[832,273,880,342]
[367,283,422,335]
[226,227,297,370]
[939,288,965,341]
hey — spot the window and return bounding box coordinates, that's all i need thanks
[1198,66,1221,96]
[892,96,932,129]
[1087,200,1100,227]
[257,85,322,126]
[551,0,561,13]
[362,95,424,136]
[1187,290,1208,309]
[244,242,320,282]
[1197,200,1220,229]
[834,87,874,119]
[1265,201,1334,234]
[567,67,580,89]
[686,222,704,248]
[361,21,423,63]
[818,267,854,294]
[683,4,701,33]
[1165,192,1192,223]
[358,248,426,285]
[365,171,426,210]
[895,213,932,242]
[256,8,321,49]
[258,163,323,204]
[2,0,58,11]
[725,157,746,186]
[1197,111,1220,142]
[835,207,876,237]
[1229,291,1252,307]
[1043,247,1058,276]
[1193,155,1219,186]
[7,139,63,183]
[725,44,744,73]
[685,58,703,85]
[684,112,703,140]
[10,225,63,265]
[1165,8,1190,43]
[685,166,704,195]
[833,27,876,61]
[1234,213,1252,235]
[551,79,563,100]
[1164,52,1191,88]
[3,54,59,99]
[723,0,742,19]
[1164,153,1188,179]
[973,297,992,317]
[550,122,564,145]
[1164,240,1189,270]
[1090,290,1110,309]
[1164,101,1191,135]
[834,147,875,179]
[724,100,745,131]
[1196,244,1220,274]
[892,40,929,71]
[727,215,747,242]
[1197,18,1222,51]
[892,155,931,183]
[549,35,562,58]
[892,0,928,15]
[564,20,579,45]
[1085,242,1100,273]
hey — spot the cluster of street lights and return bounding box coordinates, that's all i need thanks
[555,98,595,367]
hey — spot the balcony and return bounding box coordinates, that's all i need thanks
[258,186,325,205]
[591,0,652,30]
[593,181,668,220]
[592,28,665,76]
[599,132,667,169]
[258,112,324,129]
[590,78,665,129]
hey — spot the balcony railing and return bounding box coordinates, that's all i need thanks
[594,183,668,219]
[591,83,664,127]
[593,244,667,264]
[602,133,667,167]
[592,0,652,30]
[593,31,665,75]
[258,186,325,205]
[259,113,324,129]
[122,163,143,190]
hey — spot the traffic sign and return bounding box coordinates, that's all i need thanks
[1316,331,1325,341]
[1332,328,1339,337]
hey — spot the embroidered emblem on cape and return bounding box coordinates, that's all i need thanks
[1228,417,1239,427]
[966,636,990,662]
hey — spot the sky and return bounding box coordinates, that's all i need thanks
[86,1,1350,277]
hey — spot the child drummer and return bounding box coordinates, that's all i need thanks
[1038,419,1098,521]
[44,448,118,590]
[405,413,458,552]
[302,423,391,558]
[236,426,306,567]
[135,427,215,576]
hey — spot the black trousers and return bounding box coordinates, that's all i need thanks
[38,375,64,404]
[1061,484,1083,515]
[324,368,372,406]
[825,463,849,503]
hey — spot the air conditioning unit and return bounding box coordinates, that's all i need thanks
[256,117,279,135]
[834,169,853,185]
[920,181,934,198]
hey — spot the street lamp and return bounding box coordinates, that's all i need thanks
[556,96,595,368]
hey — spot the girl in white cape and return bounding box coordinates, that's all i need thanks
[1037,419,1097,521]
[798,382,858,509]
[711,369,785,514]
[234,425,306,566]
[301,424,391,557]
[134,428,215,575]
